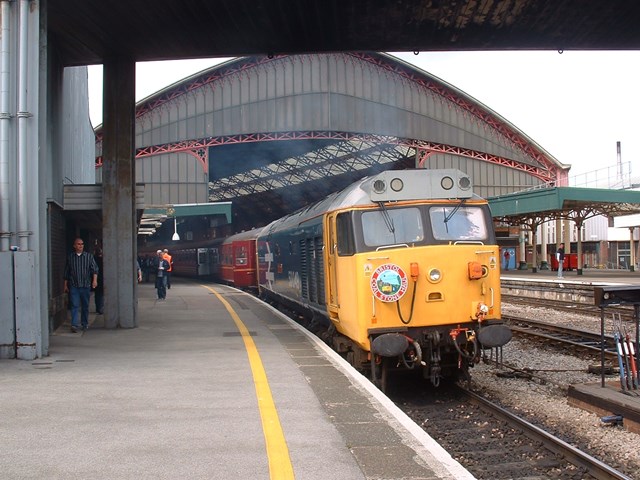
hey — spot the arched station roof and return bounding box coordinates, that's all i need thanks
[96,52,568,231]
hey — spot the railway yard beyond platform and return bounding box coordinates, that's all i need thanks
[503,267,640,436]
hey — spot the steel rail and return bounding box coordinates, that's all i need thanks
[503,314,618,358]
[462,388,634,480]
[503,294,636,322]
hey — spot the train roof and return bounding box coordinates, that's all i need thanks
[139,237,225,254]
[224,228,265,243]
[261,169,485,234]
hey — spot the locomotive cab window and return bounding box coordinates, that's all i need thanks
[362,207,424,247]
[336,212,355,256]
[429,205,488,241]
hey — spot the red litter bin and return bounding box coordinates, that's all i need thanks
[550,255,569,271]
[566,253,578,271]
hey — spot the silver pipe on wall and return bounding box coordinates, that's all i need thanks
[16,0,31,251]
[0,0,12,251]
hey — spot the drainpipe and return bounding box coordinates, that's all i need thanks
[17,0,32,251]
[0,0,11,252]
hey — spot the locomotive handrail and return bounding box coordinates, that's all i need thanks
[474,250,495,254]
[453,240,485,245]
[375,243,409,251]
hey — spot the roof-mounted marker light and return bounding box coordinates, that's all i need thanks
[373,179,386,194]
[459,176,471,190]
[390,177,404,192]
[441,176,454,190]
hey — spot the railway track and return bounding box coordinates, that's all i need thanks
[502,294,638,322]
[503,314,618,359]
[392,384,632,480]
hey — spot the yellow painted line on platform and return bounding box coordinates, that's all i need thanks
[203,284,294,480]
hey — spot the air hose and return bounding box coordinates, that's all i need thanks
[396,279,417,324]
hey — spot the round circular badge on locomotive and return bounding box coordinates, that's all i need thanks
[370,263,408,302]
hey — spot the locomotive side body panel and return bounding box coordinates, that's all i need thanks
[259,217,326,314]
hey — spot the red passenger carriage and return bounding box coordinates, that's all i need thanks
[219,229,263,288]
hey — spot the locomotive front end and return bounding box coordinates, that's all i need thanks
[327,169,511,387]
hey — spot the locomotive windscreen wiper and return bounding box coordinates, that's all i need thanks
[443,199,466,233]
[376,202,395,234]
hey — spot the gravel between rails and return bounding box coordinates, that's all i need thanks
[469,302,640,478]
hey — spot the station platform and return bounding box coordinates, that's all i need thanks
[1,279,473,480]
[501,266,640,286]
[568,383,640,434]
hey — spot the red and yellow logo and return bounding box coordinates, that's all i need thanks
[370,263,408,302]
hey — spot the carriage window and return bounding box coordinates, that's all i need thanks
[236,246,247,265]
[429,206,487,241]
[362,208,423,247]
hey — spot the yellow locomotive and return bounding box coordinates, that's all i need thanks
[257,168,511,389]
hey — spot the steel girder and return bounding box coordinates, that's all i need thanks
[208,138,413,201]
[95,131,557,185]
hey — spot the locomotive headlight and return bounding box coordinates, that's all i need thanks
[458,175,472,190]
[440,176,454,190]
[373,179,386,194]
[427,268,442,283]
[390,177,404,192]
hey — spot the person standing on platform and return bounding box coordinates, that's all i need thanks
[155,250,170,300]
[64,238,98,332]
[556,246,565,279]
[503,249,511,271]
[162,248,173,289]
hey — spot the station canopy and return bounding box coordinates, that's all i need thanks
[489,187,640,274]
[139,202,232,236]
[489,187,640,228]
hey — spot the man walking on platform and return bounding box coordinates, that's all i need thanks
[64,238,98,332]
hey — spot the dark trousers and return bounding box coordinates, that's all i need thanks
[155,275,167,299]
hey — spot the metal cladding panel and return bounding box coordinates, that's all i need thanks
[136,153,207,206]
[64,184,145,210]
